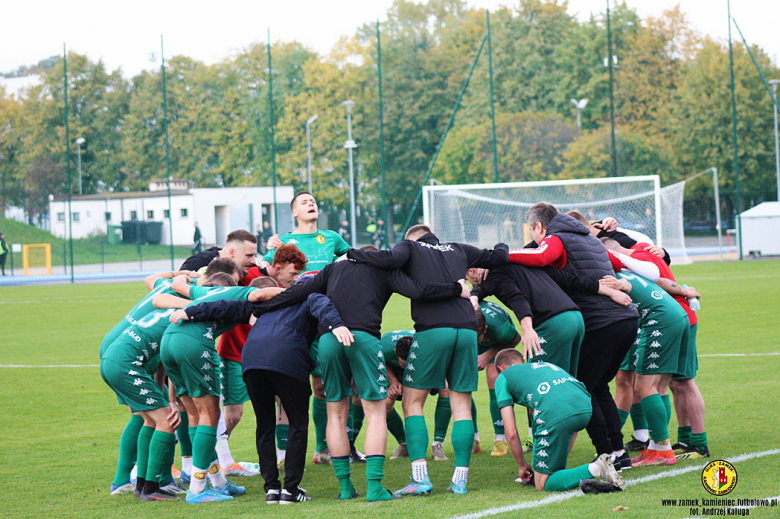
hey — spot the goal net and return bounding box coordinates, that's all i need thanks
[422,175,693,264]
[23,243,52,275]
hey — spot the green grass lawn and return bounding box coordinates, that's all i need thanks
[1,260,778,518]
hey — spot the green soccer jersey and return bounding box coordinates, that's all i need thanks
[104,307,177,373]
[495,362,591,428]
[164,285,258,342]
[380,329,415,369]
[262,229,349,274]
[478,301,518,355]
[616,271,687,327]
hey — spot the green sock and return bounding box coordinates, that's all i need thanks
[366,455,392,501]
[158,434,177,486]
[641,394,669,443]
[404,415,429,461]
[387,408,406,443]
[618,408,630,428]
[471,397,478,434]
[544,464,593,491]
[312,397,328,452]
[136,426,155,487]
[276,424,289,451]
[193,425,218,470]
[113,414,144,486]
[178,412,192,457]
[188,426,198,451]
[433,397,451,443]
[690,432,708,449]
[489,389,505,435]
[678,425,692,446]
[451,420,474,468]
[630,403,648,430]
[351,404,365,443]
[660,394,672,427]
[146,430,176,484]
[332,455,354,499]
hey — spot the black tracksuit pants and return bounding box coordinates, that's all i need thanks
[244,369,311,495]
[576,317,638,455]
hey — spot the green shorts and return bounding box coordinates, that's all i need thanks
[220,357,249,406]
[533,311,585,376]
[637,317,689,376]
[318,330,389,402]
[620,334,641,372]
[672,323,698,381]
[532,411,592,475]
[161,332,221,398]
[310,338,322,379]
[404,328,478,393]
[100,357,167,413]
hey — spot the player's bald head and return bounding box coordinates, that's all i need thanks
[405,224,431,241]
[600,237,629,255]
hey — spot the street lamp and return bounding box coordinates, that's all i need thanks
[76,137,85,195]
[306,114,318,194]
[343,100,357,248]
[770,79,780,202]
[570,98,588,133]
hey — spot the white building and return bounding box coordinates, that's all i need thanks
[740,201,780,256]
[48,180,294,246]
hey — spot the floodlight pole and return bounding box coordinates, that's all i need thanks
[771,80,780,202]
[306,114,318,194]
[76,138,85,195]
[727,0,743,260]
[343,101,357,249]
[64,44,74,284]
[606,0,618,176]
[161,35,174,269]
[268,29,278,233]
[711,167,723,262]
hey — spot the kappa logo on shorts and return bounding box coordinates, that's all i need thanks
[204,328,214,340]
[201,351,211,359]
[538,429,549,436]
[219,360,225,368]
[407,364,415,371]
[649,352,660,359]
[411,342,419,349]
[133,378,143,386]
[142,349,149,357]
[146,398,157,405]
[650,341,661,348]
[132,361,143,366]
[651,330,663,337]
[380,387,386,394]
[150,342,158,350]
[538,348,547,355]
[140,388,150,395]
[538,439,550,447]
[647,320,658,325]
[204,375,212,382]
[201,363,212,370]
[378,362,385,370]
[536,461,548,468]
[128,370,140,376]
[377,351,384,358]
[527,395,533,403]
[539,337,548,344]
[404,375,414,382]
[537,382,551,394]
[533,409,541,416]
[536,418,545,425]
[494,419,503,427]
[538,450,549,457]
[219,372,224,379]
[378,374,386,382]
[409,352,417,360]
[648,362,659,369]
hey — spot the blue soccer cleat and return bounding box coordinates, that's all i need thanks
[110,481,135,495]
[185,488,234,504]
[393,475,433,497]
[447,480,468,495]
[179,471,191,485]
[215,480,246,497]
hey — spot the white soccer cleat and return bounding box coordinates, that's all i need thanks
[593,453,625,490]
[221,462,260,477]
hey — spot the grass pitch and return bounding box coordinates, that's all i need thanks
[1,260,778,518]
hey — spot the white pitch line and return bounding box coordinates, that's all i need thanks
[447,449,780,519]
[0,364,99,368]
[700,353,780,357]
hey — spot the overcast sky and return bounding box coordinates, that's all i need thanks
[2,0,777,78]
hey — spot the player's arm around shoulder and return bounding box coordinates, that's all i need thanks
[462,242,509,269]
[346,240,411,269]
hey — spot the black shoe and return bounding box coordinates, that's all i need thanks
[624,435,649,452]
[349,444,366,463]
[672,442,688,455]
[614,451,632,472]
[280,487,311,504]
[140,489,179,501]
[266,489,281,504]
[580,479,623,494]
[676,445,711,460]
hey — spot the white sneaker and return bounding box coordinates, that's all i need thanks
[222,462,261,477]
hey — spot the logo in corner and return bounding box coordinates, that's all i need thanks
[701,460,737,496]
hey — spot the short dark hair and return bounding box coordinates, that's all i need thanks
[226,229,257,245]
[290,191,313,211]
[202,272,237,287]
[205,257,239,278]
[395,336,414,361]
[360,245,379,251]
[495,348,523,371]
[525,202,559,228]
[405,224,431,240]
[249,276,278,288]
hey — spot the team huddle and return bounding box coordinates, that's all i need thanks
[99,191,708,504]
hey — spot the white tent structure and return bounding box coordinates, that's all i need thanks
[740,202,780,256]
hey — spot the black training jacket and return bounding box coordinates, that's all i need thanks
[346,233,508,332]
[475,264,580,326]
[251,260,463,338]
[179,246,221,271]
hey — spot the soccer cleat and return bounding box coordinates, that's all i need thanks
[447,480,468,495]
[349,444,366,463]
[625,435,649,452]
[110,481,135,495]
[613,451,632,472]
[140,489,180,501]
[491,440,508,457]
[632,448,676,467]
[472,440,482,454]
[338,488,361,501]
[431,442,448,461]
[312,449,332,465]
[266,489,281,504]
[280,487,311,504]
[222,462,260,477]
[185,488,234,504]
[179,471,191,485]
[171,465,181,480]
[394,476,433,497]
[672,442,688,455]
[580,479,622,494]
[676,445,710,460]
[238,461,261,472]
[161,480,187,495]
[215,480,246,497]
[390,442,409,459]
[592,453,626,490]
[630,449,648,465]
[522,438,533,453]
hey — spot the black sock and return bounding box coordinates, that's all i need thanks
[135,478,146,494]
[142,480,160,495]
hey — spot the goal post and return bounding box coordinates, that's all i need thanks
[22,244,52,276]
